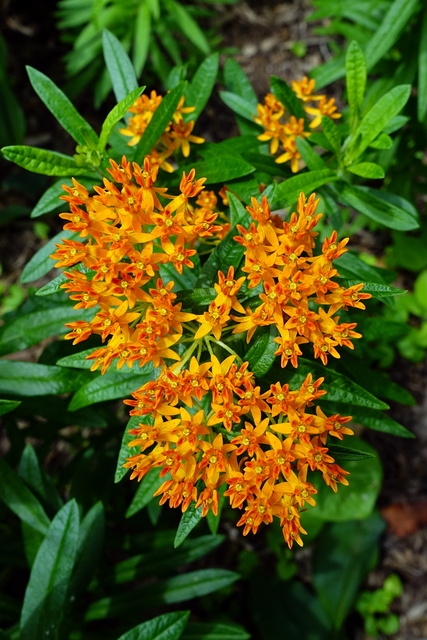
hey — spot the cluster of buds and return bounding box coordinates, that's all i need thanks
[51,156,370,546]
[119,90,204,170]
[254,77,341,172]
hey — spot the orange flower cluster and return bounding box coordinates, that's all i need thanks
[254,76,341,172]
[124,357,353,547]
[119,90,204,170]
[51,156,370,546]
[231,193,370,367]
[50,156,226,373]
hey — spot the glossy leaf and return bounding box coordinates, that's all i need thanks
[68,362,156,411]
[126,467,165,517]
[313,513,385,629]
[98,86,145,151]
[102,29,138,103]
[182,155,255,184]
[27,66,98,148]
[337,279,405,299]
[0,399,21,416]
[219,91,257,121]
[114,535,224,582]
[30,177,95,218]
[115,415,144,482]
[335,251,392,284]
[328,444,375,461]
[197,229,245,288]
[56,347,99,369]
[270,75,307,121]
[345,41,366,131]
[0,457,50,534]
[181,623,250,640]
[86,570,239,619]
[134,82,185,163]
[246,327,278,377]
[346,85,411,161]
[20,229,77,283]
[270,170,338,209]
[337,184,419,230]
[176,288,216,309]
[312,438,382,521]
[117,611,190,640]
[184,53,219,121]
[345,405,415,438]
[0,360,90,396]
[35,264,93,297]
[347,162,385,179]
[0,304,93,356]
[1,145,91,176]
[174,502,203,548]
[20,500,80,640]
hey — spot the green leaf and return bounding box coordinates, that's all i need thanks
[320,117,342,153]
[347,406,415,438]
[369,132,393,150]
[133,2,151,76]
[68,362,156,411]
[0,457,50,534]
[337,279,405,299]
[20,500,80,640]
[313,513,385,629]
[337,184,419,230]
[283,358,389,410]
[134,82,185,163]
[0,304,93,356]
[175,288,216,310]
[116,611,190,640]
[98,86,145,151]
[227,192,250,226]
[0,399,21,416]
[418,8,427,121]
[102,29,138,103]
[328,444,375,461]
[312,437,382,521]
[126,467,165,517]
[35,264,92,296]
[335,251,392,284]
[174,502,203,548]
[197,229,245,288]
[69,502,105,599]
[270,75,307,121]
[31,177,95,218]
[296,137,326,170]
[18,444,62,512]
[26,66,98,148]
[114,535,224,582]
[364,0,420,71]
[56,347,99,369]
[181,623,250,640]
[166,0,210,54]
[347,162,385,179]
[345,41,366,131]
[115,415,144,482]
[270,170,339,209]
[0,360,90,396]
[182,155,255,184]
[184,54,219,122]
[346,85,411,161]
[219,91,258,121]
[86,570,239,620]
[245,327,278,377]
[223,58,257,106]
[1,145,91,176]
[20,230,77,283]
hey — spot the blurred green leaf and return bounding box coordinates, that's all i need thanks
[184,53,219,122]
[181,623,250,640]
[346,41,366,131]
[117,611,190,640]
[223,58,257,106]
[1,146,91,176]
[18,444,62,512]
[270,75,307,121]
[0,399,21,416]
[0,457,50,534]
[27,66,98,148]
[20,500,80,640]
[418,8,427,121]
[126,467,165,517]
[296,137,326,170]
[69,502,105,599]
[0,360,90,396]
[219,91,258,121]
[174,502,203,548]
[98,86,145,151]
[347,162,385,179]
[166,0,210,53]
[321,116,342,153]
[102,29,138,103]
[133,2,151,76]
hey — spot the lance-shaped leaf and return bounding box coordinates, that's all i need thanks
[321,116,342,154]
[181,622,250,640]
[296,137,326,170]
[20,229,78,283]
[184,53,219,122]
[219,91,257,122]
[133,2,151,76]
[18,445,62,512]
[102,29,138,103]
[35,264,93,297]
[347,162,385,179]
[31,177,96,218]
[345,41,366,132]
[0,458,50,534]
[269,169,338,209]
[69,502,105,600]
[134,82,186,163]
[116,611,190,640]
[20,500,80,640]
[1,145,92,176]
[197,228,245,288]
[174,502,203,548]
[175,288,216,310]
[166,0,210,53]
[0,360,90,396]
[0,399,21,416]
[26,66,98,148]
[245,326,278,377]
[418,8,427,121]
[270,75,307,122]
[345,84,411,162]
[180,155,255,184]
[126,467,166,517]
[98,86,145,151]
[115,414,148,482]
